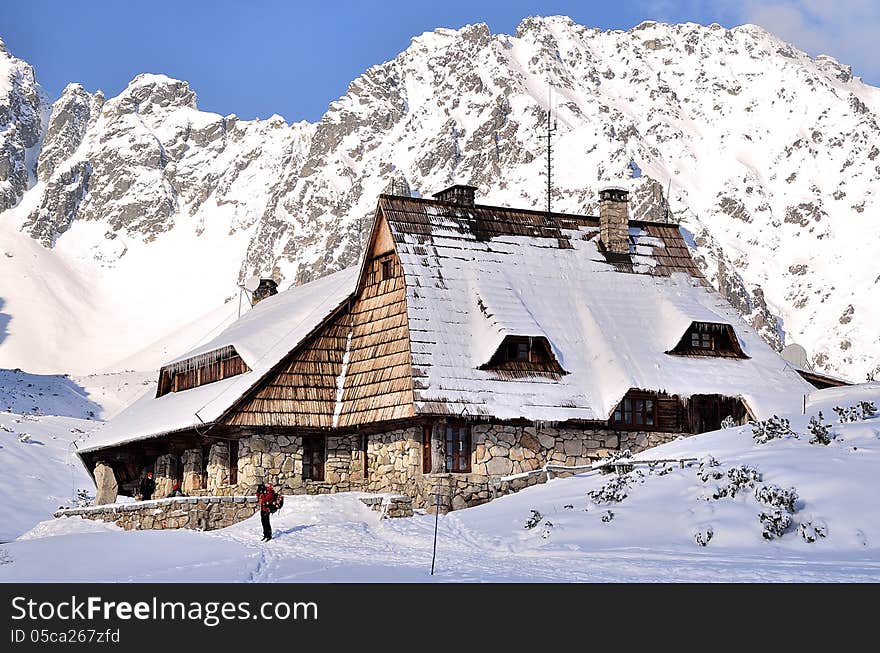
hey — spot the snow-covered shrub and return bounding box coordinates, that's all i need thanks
[524,510,543,530]
[808,411,832,445]
[599,448,635,474]
[833,402,876,423]
[563,504,574,510]
[17,432,31,443]
[697,455,724,482]
[833,405,860,423]
[799,521,828,543]
[601,510,614,523]
[75,489,93,508]
[693,525,714,547]
[589,470,644,503]
[0,547,11,566]
[720,415,737,430]
[711,465,762,499]
[541,520,554,539]
[759,510,792,540]
[754,484,799,513]
[749,415,795,444]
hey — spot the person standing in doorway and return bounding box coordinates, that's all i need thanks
[139,471,155,500]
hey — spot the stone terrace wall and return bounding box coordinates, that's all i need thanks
[56,496,261,531]
[55,494,414,531]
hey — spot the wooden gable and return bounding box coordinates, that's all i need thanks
[222,209,415,430]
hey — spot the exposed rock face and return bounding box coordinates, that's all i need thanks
[36,83,91,182]
[1,20,879,378]
[0,38,45,210]
[93,461,118,505]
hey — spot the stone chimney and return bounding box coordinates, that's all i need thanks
[252,278,278,305]
[598,186,630,255]
[432,184,477,207]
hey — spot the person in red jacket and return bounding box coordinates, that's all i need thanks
[257,482,277,542]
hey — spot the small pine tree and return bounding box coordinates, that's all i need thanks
[808,411,832,445]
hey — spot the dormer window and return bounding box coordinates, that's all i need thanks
[156,345,250,397]
[667,322,749,359]
[506,338,532,362]
[480,335,566,376]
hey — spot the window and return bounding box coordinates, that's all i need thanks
[422,426,432,474]
[229,440,238,486]
[381,258,394,280]
[612,395,656,428]
[507,340,530,361]
[691,332,713,349]
[362,434,369,481]
[445,424,471,473]
[303,436,325,481]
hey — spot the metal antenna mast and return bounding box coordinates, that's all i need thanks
[543,84,557,216]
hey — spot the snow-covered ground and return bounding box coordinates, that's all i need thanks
[1,384,878,581]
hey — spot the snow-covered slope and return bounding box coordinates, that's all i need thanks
[1,383,878,580]
[1,18,879,379]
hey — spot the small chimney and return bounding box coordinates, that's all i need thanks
[252,278,278,305]
[432,184,477,207]
[598,186,630,255]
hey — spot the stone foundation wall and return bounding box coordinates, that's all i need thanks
[145,423,685,514]
[57,496,260,531]
[55,493,414,531]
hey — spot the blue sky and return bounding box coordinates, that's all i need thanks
[1,1,878,122]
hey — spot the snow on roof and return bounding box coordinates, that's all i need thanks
[383,196,813,421]
[80,267,358,452]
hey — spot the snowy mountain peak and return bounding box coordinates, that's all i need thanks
[0,18,878,382]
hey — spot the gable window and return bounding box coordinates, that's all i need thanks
[444,424,471,473]
[612,394,656,429]
[381,258,394,280]
[667,322,749,359]
[303,436,325,481]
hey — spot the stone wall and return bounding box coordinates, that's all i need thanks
[54,493,414,531]
[172,422,685,513]
[181,447,204,494]
[235,433,358,494]
[56,496,260,531]
[153,453,177,498]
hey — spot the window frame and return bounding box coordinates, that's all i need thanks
[444,423,472,473]
[302,436,326,482]
[611,393,657,430]
[381,258,394,280]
